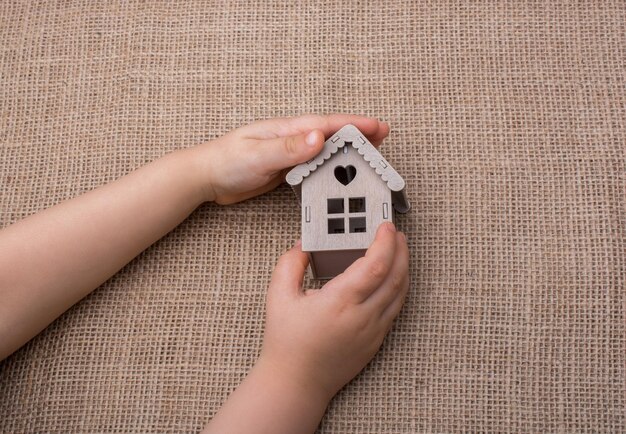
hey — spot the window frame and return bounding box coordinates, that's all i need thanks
[326,196,367,235]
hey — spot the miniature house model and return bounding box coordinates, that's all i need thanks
[286,124,410,279]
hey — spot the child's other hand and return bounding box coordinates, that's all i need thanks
[260,222,409,400]
[191,114,389,204]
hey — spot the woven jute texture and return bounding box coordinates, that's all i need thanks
[1,1,624,432]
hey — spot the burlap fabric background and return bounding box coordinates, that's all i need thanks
[1,1,624,432]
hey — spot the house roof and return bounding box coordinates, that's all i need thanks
[286,124,410,213]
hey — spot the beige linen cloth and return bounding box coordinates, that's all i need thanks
[1,1,624,432]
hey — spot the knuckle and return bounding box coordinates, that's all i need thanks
[336,298,353,315]
[391,273,404,291]
[367,259,389,281]
[283,136,299,157]
[353,314,370,332]
[339,288,362,306]
[369,331,386,353]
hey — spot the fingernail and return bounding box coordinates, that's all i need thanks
[294,239,302,247]
[386,222,396,233]
[305,131,318,147]
[400,232,407,242]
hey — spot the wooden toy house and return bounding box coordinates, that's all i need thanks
[286,124,410,279]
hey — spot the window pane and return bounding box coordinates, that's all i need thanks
[327,198,344,214]
[328,218,345,234]
[349,197,366,213]
[349,217,366,233]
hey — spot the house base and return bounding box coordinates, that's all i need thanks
[308,249,366,280]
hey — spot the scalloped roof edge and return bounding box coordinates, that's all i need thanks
[286,124,410,213]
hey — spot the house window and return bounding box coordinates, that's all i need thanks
[327,197,366,234]
[327,198,344,214]
[349,197,366,213]
[328,218,345,234]
[349,217,367,233]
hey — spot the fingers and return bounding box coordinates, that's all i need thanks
[380,272,410,327]
[268,241,309,299]
[362,232,409,314]
[242,114,390,145]
[280,114,383,141]
[253,129,325,174]
[323,222,397,303]
[370,121,390,148]
[243,115,390,174]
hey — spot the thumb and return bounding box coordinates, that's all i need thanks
[257,130,324,173]
[269,240,309,298]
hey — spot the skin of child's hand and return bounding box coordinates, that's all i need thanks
[260,222,409,400]
[187,114,389,204]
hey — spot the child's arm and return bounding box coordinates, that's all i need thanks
[0,114,389,360]
[204,223,409,434]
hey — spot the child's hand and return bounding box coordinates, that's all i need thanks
[260,222,409,400]
[189,114,389,204]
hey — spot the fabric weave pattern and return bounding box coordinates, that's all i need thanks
[0,1,624,432]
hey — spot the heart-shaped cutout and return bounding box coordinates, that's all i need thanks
[334,165,357,186]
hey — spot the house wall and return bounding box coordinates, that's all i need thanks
[301,144,393,252]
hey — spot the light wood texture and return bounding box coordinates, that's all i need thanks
[301,144,392,253]
[286,124,410,213]
[287,124,409,278]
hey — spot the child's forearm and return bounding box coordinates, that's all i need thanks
[0,115,386,361]
[203,356,332,434]
[0,149,205,360]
